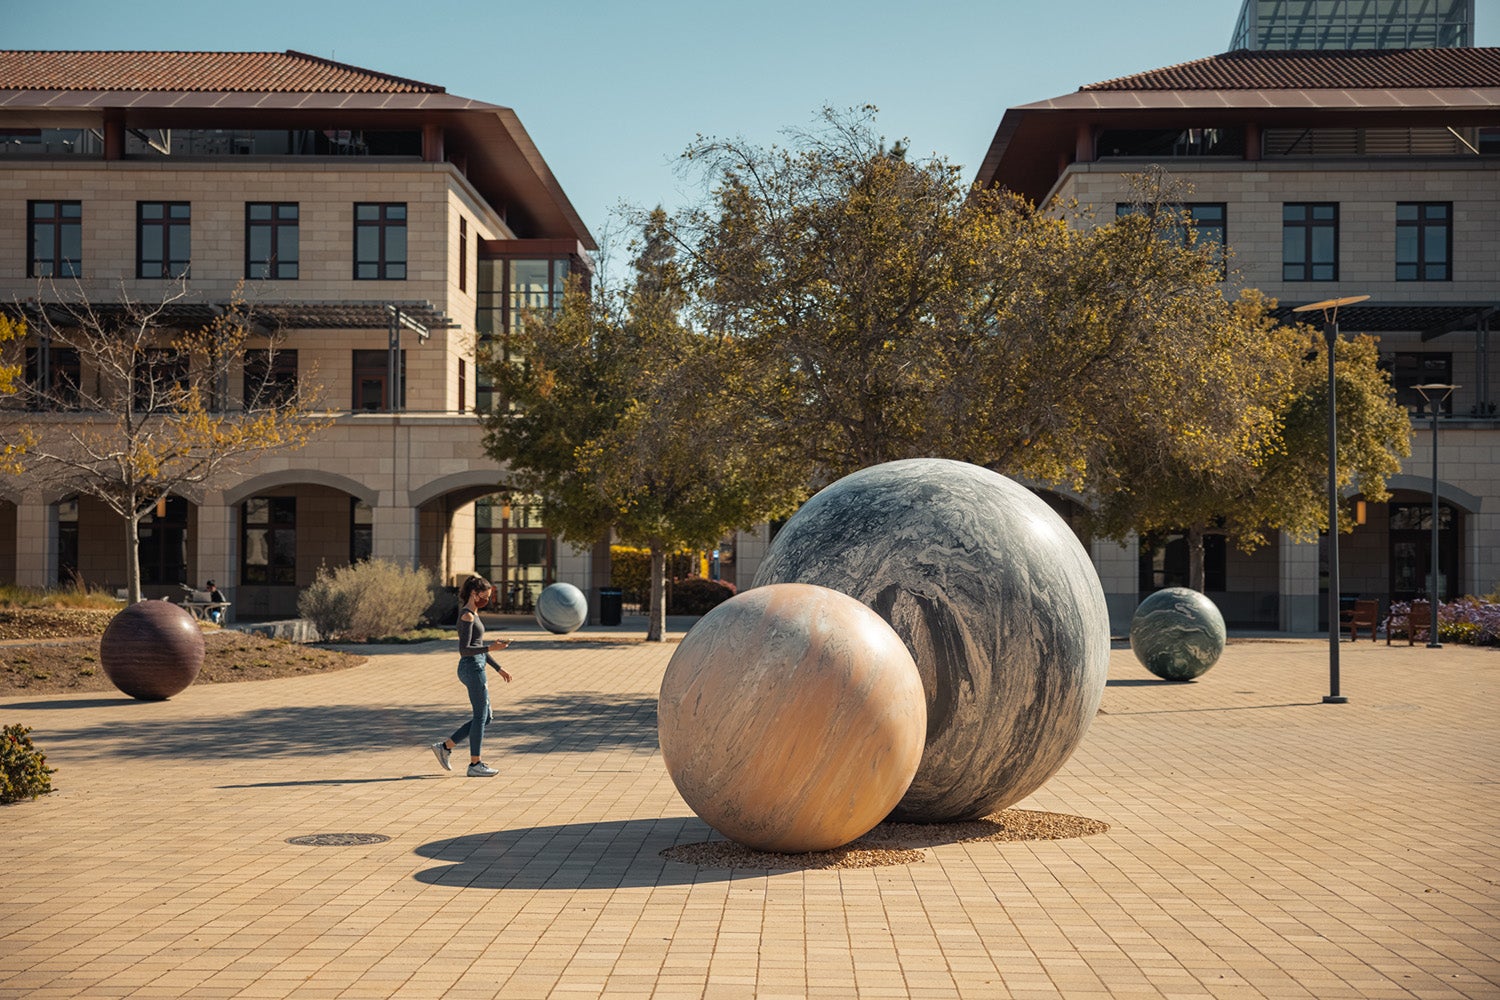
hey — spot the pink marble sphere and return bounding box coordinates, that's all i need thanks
[100,599,205,701]
[658,583,926,853]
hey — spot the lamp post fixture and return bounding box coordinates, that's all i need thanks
[1412,382,1457,649]
[1292,294,1368,705]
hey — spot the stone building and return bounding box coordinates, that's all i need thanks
[0,50,600,618]
[976,46,1499,631]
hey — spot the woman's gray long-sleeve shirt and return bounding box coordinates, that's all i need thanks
[458,613,504,670]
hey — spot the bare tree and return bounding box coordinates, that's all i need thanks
[1,280,332,600]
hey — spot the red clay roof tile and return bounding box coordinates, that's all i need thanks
[0,49,444,94]
[1082,47,1500,92]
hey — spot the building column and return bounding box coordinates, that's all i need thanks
[1279,532,1320,633]
[1091,534,1138,636]
[374,501,419,568]
[14,494,55,588]
[194,495,236,614]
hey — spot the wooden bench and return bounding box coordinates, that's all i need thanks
[1341,599,1379,642]
[1386,601,1433,645]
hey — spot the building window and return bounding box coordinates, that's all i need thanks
[137,201,191,278]
[1282,203,1337,281]
[1116,202,1227,273]
[1385,352,1453,414]
[351,498,373,564]
[354,202,406,279]
[23,346,81,409]
[1139,532,1227,593]
[458,216,468,293]
[352,349,406,411]
[246,202,299,279]
[57,498,78,583]
[243,350,298,408]
[1396,202,1451,281]
[133,348,188,412]
[475,257,571,411]
[139,495,188,586]
[475,494,552,613]
[242,496,296,585]
[28,201,82,278]
[458,358,467,413]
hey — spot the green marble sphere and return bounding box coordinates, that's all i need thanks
[1130,587,1226,682]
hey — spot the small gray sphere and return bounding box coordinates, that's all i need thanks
[752,458,1110,823]
[535,582,588,634]
[1130,587,1226,681]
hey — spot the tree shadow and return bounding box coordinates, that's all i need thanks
[38,692,660,760]
[412,816,759,890]
[0,696,139,710]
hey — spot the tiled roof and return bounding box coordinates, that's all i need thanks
[1082,47,1500,92]
[0,49,444,94]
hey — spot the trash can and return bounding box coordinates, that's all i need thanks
[598,587,623,627]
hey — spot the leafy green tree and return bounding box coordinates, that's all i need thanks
[678,106,986,482]
[0,283,331,601]
[479,211,803,640]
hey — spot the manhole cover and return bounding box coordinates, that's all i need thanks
[286,833,391,846]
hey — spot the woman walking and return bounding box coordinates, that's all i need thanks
[432,575,512,777]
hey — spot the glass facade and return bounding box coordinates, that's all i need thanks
[1231,0,1473,50]
[474,494,551,612]
[475,257,571,412]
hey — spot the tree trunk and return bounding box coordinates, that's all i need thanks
[1187,523,1206,594]
[647,544,667,642]
[125,511,143,603]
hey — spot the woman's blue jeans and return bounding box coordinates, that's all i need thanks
[448,655,491,758]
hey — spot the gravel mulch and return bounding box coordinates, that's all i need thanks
[661,808,1109,871]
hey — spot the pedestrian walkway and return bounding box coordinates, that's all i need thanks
[1,630,1496,999]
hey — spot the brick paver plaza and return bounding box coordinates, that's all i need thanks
[2,625,1496,999]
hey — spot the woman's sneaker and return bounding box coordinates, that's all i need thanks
[431,742,452,771]
[466,761,498,777]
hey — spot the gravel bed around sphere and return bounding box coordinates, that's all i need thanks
[660,808,1109,870]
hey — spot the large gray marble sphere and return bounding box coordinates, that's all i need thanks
[752,458,1110,823]
[1129,587,1226,682]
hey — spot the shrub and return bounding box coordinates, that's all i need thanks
[668,577,737,615]
[1383,597,1500,645]
[298,559,437,641]
[611,546,700,609]
[1,724,54,804]
[422,587,460,629]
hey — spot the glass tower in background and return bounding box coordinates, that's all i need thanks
[1230,0,1474,49]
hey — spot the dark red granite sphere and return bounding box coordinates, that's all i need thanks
[100,600,205,701]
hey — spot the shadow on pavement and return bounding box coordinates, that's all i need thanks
[413,816,757,890]
[1,696,140,710]
[219,775,443,788]
[41,692,660,759]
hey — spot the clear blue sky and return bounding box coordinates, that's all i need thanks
[8,0,1497,247]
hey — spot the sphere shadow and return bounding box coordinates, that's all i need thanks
[412,816,763,890]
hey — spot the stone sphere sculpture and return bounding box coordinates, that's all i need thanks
[658,583,926,853]
[99,600,205,701]
[535,582,588,634]
[752,458,1110,824]
[1130,587,1226,682]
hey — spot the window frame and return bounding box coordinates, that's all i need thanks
[351,348,406,411]
[245,202,300,280]
[241,496,297,586]
[137,201,192,279]
[1395,202,1452,282]
[1282,202,1339,282]
[27,200,82,278]
[353,202,407,280]
[243,349,299,409]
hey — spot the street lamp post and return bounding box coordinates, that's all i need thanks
[1412,382,1457,649]
[1292,294,1368,705]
